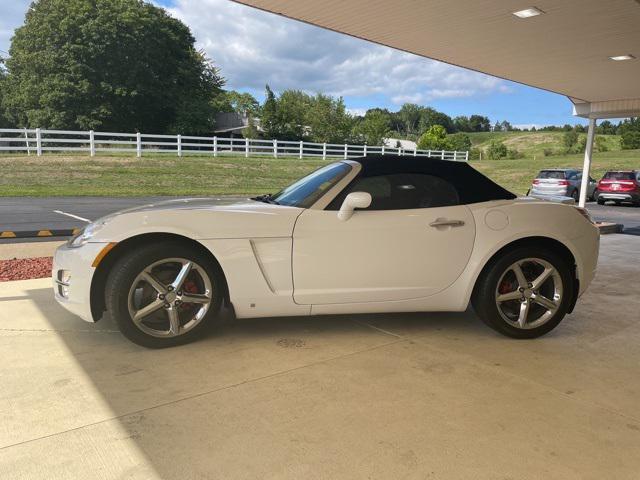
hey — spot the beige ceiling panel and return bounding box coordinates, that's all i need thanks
[234,0,640,103]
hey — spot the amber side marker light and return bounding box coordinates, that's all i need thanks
[92,242,118,267]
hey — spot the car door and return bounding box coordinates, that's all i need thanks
[292,173,475,305]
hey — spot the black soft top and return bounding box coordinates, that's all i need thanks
[351,155,516,204]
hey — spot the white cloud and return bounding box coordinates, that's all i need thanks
[167,0,507,104]
[346,108,367,117]
[1,0,509,108]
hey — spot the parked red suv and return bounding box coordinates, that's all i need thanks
[596,170,640,206]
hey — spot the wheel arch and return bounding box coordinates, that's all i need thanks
[471,236,579,313]
[90,232,230,322]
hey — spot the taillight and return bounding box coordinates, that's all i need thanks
[557,180,568,186]
[532,179,540,185]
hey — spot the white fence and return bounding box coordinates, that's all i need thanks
[0,128,469,161]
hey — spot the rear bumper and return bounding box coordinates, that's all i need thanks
[598,192,639,202]
[531,186,570,197]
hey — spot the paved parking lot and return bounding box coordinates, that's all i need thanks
[1,196,639,235]
[1,234,639,479]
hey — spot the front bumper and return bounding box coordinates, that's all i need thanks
[52,242,108,323]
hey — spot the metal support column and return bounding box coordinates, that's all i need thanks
[578,118,596,208]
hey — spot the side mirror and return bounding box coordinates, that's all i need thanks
[338,192,372,221]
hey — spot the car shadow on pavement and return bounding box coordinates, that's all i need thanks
[18,285,496,478]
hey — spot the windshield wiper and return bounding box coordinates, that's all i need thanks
[251,193,280,205]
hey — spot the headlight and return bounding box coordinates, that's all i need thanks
[67,222,104,248]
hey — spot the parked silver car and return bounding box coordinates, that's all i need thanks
[529,169,597,202]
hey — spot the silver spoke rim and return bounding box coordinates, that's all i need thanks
[181,293,210,304]
[518,300,530,328]
[133,298,164,322]
[127,257,213,338]
[531,267,554,290]
[497,291,521,303]
[141,271,167,294]
[494,257,563,330]
[512,263,528,288]
[533,294,557,312]
[167,308,181,336]
[171,261,192,291]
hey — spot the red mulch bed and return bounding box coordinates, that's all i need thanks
[0,257,53,282]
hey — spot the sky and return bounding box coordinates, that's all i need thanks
[0,0,589,127]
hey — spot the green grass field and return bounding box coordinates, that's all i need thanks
[467,131,622,158]
[1,149,639,197]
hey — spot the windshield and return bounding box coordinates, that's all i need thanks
[271,162,352,208]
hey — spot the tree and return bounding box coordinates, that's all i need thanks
[453,115,471,132]
[486,140,507,159]
[261,85,279,138]
[621,131,640,150]
[563,130,579,150]
[419,107,453,133]
[2,0,224,133]
[597,120,616,135]
[218,91,260,116]
[352,109,390,145]
[468,115,491,132]
[447,132,472,151]
[398,103,422,135]
[305,93,353,143]
[416,125,452,150]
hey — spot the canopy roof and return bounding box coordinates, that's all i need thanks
[234,0,640,118]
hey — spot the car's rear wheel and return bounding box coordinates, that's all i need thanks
[105,242,224,348]
[571,189,579,202]
[597,197,605,205]
[591,189,598,201]
[472,247,574,339]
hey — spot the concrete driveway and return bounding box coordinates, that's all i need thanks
[1,235,639,479]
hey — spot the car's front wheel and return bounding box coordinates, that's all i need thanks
[472,247,574,339]
[105,242,224,348]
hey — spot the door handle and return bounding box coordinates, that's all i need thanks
[429,218,465,228]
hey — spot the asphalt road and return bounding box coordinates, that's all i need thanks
[0,196,246,232]
[0,196,639,238]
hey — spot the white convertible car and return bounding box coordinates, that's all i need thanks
[53,156,599,348]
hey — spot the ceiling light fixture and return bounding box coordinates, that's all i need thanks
[512,7,545,18]
[609,54,635,61]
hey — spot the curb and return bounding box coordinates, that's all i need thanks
[1,228,80,239]
[596,222,624,235]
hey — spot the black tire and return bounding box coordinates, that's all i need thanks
[591,189,598,202]
[471,246,574,339]
[571,189,579,202]
[105,241,224,348]
[597,198,605,205]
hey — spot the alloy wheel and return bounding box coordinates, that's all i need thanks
[494,258,563,330]
[127,258,213,338]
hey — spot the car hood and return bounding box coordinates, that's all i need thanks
[90,197,305,242]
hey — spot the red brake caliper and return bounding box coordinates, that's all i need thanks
[498,280,514,294]
[181,279,199,309]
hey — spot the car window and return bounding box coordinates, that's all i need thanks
[330,173,460,210]
[568,171,578,180]
[537,171,566,179]
[271,162,352,208]
[603,171,634,180]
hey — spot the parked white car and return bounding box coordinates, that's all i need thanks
[53,156,599,348]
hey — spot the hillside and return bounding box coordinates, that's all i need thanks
[467,131,622,158]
